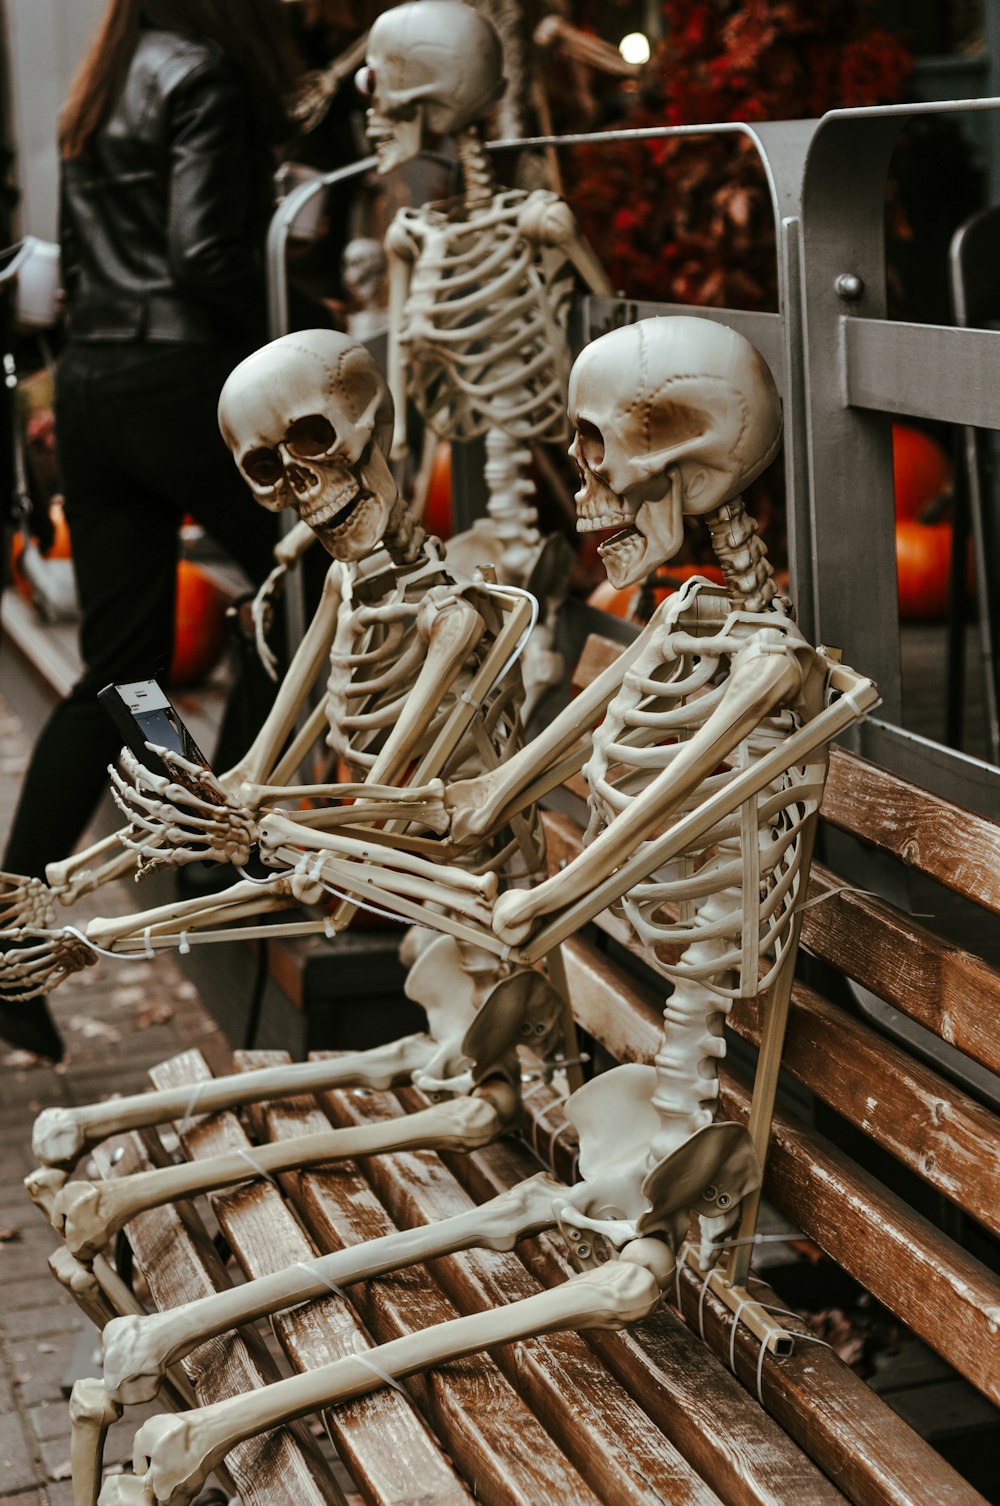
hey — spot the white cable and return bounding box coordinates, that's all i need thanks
[480,583,540,681]
[353,1351,407,1395]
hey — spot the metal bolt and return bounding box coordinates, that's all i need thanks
[576,1243,592,1260]
[835,273,865,301]
[703,1185,717,1200]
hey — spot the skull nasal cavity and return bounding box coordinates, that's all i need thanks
[286,414,337,457]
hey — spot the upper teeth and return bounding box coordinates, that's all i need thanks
[301,482,358,527]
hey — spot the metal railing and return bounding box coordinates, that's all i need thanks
[266,100,1000,820]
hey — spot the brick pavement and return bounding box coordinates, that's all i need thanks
[0,689,233,1503]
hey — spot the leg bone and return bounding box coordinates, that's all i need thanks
[33,1036,438,1169]
[53,1097,502,1261]
[131,1261,662,1506]
[102,1172,562,1403]
[69,1378,123,1506]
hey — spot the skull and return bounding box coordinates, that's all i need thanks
[341,237,387,311]
[358,1,507,173]
[568,317,782,590]
[218,330,395,562]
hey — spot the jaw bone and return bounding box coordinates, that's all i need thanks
[114,1260,662,1506]
[101,1171,562,1405]
[49,1095,505,1263]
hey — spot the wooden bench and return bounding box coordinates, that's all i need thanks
[64,630,1000,1506]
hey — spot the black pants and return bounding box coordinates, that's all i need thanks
[4,340,279,879]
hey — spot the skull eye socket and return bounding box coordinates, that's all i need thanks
[355,65,375,97]
[576,418,606,471]
[285,414,338,458]
[243,447,283,488]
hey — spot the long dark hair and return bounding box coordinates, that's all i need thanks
[60,0,300,157]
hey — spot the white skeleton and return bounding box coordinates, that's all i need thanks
[83,317,878,1506]
[360,0,611,700]
[22,333,584,1307]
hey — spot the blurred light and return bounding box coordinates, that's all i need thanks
[619,32,650,66]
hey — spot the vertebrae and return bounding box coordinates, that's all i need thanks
[704,495,776,612]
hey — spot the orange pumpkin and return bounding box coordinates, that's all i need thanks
[587,563,726,622]
[168,560,228,685]
[423,440,452,540]
[892,424,951,522]
[895,518,952,620]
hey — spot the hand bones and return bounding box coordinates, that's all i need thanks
[109,747,257,873]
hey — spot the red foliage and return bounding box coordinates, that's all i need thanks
[566,0,912,308]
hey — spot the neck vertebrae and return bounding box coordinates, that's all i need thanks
[456,126,497,207]
[705,496,775,612]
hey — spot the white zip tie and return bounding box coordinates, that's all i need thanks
[353,1351,406,1395]
[794,884,877,916]
[294,1259,345,1302]
[315,875,408,926]
[729,1295,751,1373]
[60,924,144,963]
[674,1244,693,1310]
[237,1147,278,1186]
[697,1265,715,1341]
[480,583,540,682]
[178,932,191,956]
[715,1232,802,1250]
[182,1080,208,1123]
[756,1329,768,1405]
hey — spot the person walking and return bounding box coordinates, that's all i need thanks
[1,0,301,1060]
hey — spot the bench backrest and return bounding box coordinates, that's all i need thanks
[547,630,1000,1417]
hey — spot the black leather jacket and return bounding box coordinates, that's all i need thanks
[60,28,275,346]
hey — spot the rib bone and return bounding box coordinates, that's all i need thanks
[53,1096,502,1261]
[128,1261,661,1506]
[102,1172,562,1404]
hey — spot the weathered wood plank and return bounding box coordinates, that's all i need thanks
[236,1059,602,1506]
[555,946,1000,1407]
[434,1125,853,1506]
[148,1050,469,1506]
[822,747,1000,913]
[675,1263,991,1506]
[440,1110,985,1506]
[326,1081,726,1506]
[93,1133,343,1506]
[729,979,1000,1237]
[800,864,1000,1077]
[720,1069,1000,1408]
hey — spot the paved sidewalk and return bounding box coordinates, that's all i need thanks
[0,689,232,1504]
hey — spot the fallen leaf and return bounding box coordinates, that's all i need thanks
[136,1001,174,1029]
[0,1227,21,1243]
[48,1459,72,1481]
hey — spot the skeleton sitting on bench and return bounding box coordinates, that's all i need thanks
[22,328,583,1267]
[76,318,877,1506]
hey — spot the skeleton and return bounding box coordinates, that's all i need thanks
[23,332,583,1286]
[93,317,878,1506]
[357,0,611,703]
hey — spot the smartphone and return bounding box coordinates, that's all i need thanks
[98,679,228,805]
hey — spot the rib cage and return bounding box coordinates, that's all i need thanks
[585,586,821,999]
[397,190,574,443]
[324,557,545,883]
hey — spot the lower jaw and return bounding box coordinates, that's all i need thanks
[598,527,650,590]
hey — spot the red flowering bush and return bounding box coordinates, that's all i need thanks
[566,0,912,308]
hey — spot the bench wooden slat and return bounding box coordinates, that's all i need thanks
[800,865,1000,1077]
[381,1090,849,1506]
[230,1058,604,1506]
[148,1050,471,1506]
[437,1111,988,1506]
[823,748,1000,914]
[729,980,1000,1238]
[720,1069,1000,1408]
[322,1079,731,1506]
[94,1135,343,1506]
[552,942,1000,1407]
[674,1262,991,1506]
